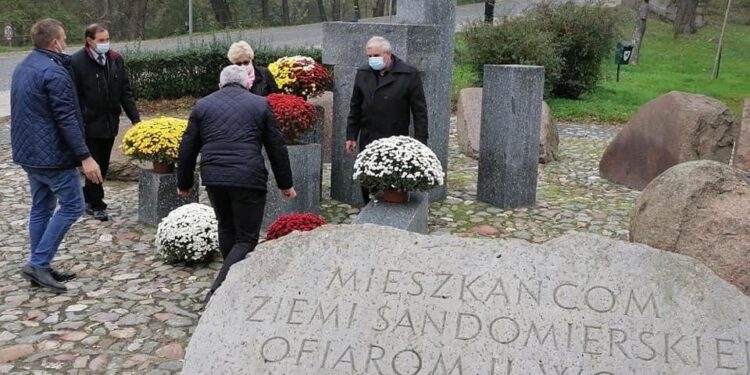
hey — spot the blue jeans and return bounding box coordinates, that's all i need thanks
[23,167,85,269]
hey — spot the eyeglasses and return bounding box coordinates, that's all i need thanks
[235,61,251,66]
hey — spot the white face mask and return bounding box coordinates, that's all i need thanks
[94,42,110,54]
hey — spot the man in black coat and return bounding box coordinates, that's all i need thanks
[70,23,141,221]
[177,65,296,303]
[345,36,429,204]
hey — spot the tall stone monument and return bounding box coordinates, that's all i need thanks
[323,0,455,206]
[183,225,750,374]
[478,65,545,208]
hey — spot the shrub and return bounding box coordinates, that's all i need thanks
[462,3,619,98]
[353,136,445,192]
[531,2,619,98]
[123,43,324,100]
[266,213,326,240]
[462,19,562,96]
[156,203,219,264]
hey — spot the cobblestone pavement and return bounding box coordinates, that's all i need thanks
[0,120,635,373]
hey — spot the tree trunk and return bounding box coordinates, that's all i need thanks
[261,0,269,19]
[126,0,148,40]
[674,0,699,36]
[631,0,649,64]
[281,0,290,25]
[316,0,328,21]
[353,0,361,20]
[373,0,387,17]
[209,0,234,28]
[484,0,496,23]
[332,0,341,21]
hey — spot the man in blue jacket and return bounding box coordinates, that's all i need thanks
[10,19,103,293]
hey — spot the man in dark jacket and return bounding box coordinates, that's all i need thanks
[11,19,103,293]
[177,65,296,303]
[70,23,141,221]
[345,36,429,204]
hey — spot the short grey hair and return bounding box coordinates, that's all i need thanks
[219,65,250,88]
[366,36,392,53]
[227,40,254,63]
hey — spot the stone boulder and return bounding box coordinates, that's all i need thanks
[600,91,739,190]
[630,160,750,295]
[732,99,750,171]
[455,87,558,163]
[307,91,333,163]
[184,225,750,374]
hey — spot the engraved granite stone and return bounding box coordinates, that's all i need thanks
[184,225,750,374]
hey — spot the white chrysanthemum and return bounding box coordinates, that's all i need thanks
[353,136,445,192]
[155,203,219,264]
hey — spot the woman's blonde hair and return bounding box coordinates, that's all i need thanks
[227,41,254,63]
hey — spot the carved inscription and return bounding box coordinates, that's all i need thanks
[247,268,750,373]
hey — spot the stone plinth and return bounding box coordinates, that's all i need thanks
[294,105,325,145]
[263,143,322,230]
[183,225,750,374]
[307,92,334,163]
[138,169,199,225]
[323,22,446,205]
[478,65,545,209]
[353,191,428,233]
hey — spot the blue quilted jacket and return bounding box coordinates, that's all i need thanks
[11,49,90,169]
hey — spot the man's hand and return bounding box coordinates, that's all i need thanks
[177,188,192,198]
[81,157,103,184]
[345,140,358,154]
[281,187,297,200]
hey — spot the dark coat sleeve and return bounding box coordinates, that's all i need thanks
[177,107,203,190]
[44,68,90,161]
[118,58,141,124]
[346,73,364,142]
[262,103,293,190]
[409,72,429,145]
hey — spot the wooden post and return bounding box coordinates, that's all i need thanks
[711,0,732,80]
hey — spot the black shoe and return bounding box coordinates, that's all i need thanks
[50,268,77,282]
[21,265,67,293]
[92,210,109,221]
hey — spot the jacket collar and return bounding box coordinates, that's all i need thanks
[222,82,247,91]
[35,48,71,66]
[357,54,410,74]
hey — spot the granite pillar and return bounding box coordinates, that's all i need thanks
[477,65,545,209]
[263,143,322,230]
[322,22,442,206]
[396,0,456,202]
[138,170,199,225]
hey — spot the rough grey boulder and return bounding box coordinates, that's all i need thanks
[600,91,738,190]
[732,98,750,171]
[630,160,750,295]
[184,224,750,374]
[456,87,558,163]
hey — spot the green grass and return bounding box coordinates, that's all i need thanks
[454,17,750,124]
[0,45,27,54]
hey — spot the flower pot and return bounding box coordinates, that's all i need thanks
[152,161,174,174]
[382,189,409,203]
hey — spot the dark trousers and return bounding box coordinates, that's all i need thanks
[83,137,115,211]
[206,186,266,293]
[361,187,371,205]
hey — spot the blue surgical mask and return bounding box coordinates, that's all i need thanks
[94,43,110,55]
[369,56,385,71]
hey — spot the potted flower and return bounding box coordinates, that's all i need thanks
[121,116,187,173]
[266,213,326,240]
[353,136,445,203]
[267,93,318,144]
[156,203,219,264]
[262,94,323,230]
[268,56,333,100]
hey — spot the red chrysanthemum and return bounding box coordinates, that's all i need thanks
[267,93,318,143]
[266,213,327,240]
